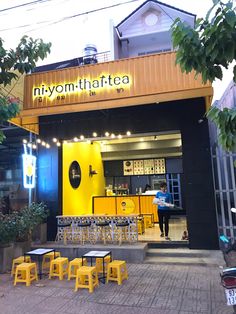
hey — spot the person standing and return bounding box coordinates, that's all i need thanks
[155,182,173,240]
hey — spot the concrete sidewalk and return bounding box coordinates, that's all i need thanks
[0,259,233,314]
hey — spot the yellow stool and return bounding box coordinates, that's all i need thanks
[74,266,99,293]
[11,256,31,277]
[107,260,128,285]
[95,255,111,274]
[144,216,152,229]
[42,251,61,271]
[49,257,68,280]
[68,258,87,280]
[14,262,38,286]
[137,217,145,234]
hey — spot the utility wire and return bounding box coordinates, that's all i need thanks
[0,0,52,13]
[0,0,141,33]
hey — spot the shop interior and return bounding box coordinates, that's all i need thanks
[99,130,188,242]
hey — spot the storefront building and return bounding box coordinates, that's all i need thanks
[19,0,218,249]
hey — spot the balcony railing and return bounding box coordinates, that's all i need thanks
[34,51,112,73]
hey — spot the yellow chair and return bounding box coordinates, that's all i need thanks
[42,251,61,271]
[95,255,111,274]
[107,260,128,285]
[14,262,38,286]
[11,256,31,277]
[49,257,68,280]
[74,266,99,293]
[68,258,87,280]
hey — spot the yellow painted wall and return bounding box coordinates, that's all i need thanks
[63,142,105,215]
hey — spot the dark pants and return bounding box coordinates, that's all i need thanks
[158,211,170,236]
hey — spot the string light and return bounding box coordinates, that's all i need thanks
[22,130,135,151]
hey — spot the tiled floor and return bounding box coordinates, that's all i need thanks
[0,261,232,314]
[138,216,188,242]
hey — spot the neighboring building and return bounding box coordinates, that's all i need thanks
[6,0,219,249]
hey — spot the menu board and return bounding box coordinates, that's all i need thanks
[154,158,166,174]
[123,158,165,175]
[123,160,133,175]
[144,159,154,174]
[133,160,144,175]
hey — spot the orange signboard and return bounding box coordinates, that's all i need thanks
[23,52,212,117]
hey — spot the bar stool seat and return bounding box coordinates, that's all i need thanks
[95,220,111,244]
[55,223,71,244]
[76,221,91,245]
[115,221,130,245]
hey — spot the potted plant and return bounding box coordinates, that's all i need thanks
[13,202,49,256]
[30,202,49,244]
[0,213,16,273]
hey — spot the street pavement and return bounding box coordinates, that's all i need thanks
[0,261,234,314]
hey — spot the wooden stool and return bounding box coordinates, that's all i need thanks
[107,260,128,285]
[95,255,111,274]
[49,257,68,280]
[68,258,87,280]
[14,262,38,286]
[74,266,99,293]
[11,256,31,277]
[42,251,61,271]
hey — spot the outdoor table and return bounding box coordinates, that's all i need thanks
[82,250,112,283]
[24,248,55,279]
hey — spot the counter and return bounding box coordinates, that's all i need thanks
[93,195,158,222]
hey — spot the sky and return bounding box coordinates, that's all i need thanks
[0,0,234,102]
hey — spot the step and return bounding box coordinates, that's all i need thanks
[146,248,215,258]
[144,248,225,266]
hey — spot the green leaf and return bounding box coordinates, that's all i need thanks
[225,11,236,28]
[233,65,236,83]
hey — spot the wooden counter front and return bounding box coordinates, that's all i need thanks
[93,195,158,222]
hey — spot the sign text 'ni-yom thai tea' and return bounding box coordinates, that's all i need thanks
[33,73,132,102]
